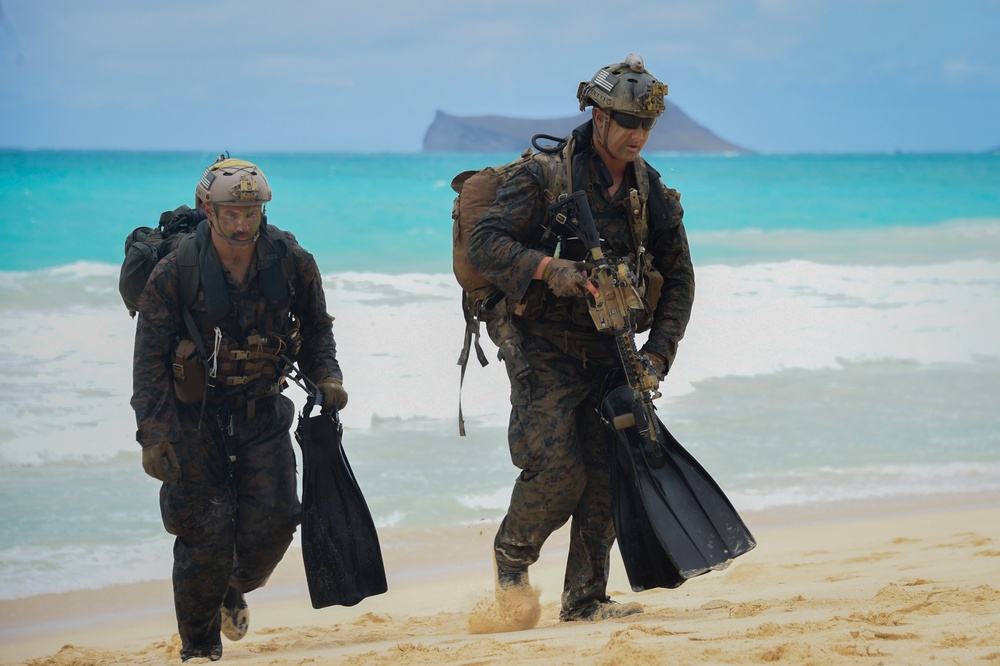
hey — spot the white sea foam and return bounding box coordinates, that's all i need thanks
[457,487,514,512]
[689,218,1000,266]
[0,537,172,601]
[729,461,1000,512]
[1,259,997,465]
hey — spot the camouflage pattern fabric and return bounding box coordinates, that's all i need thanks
[493,329,620,611]
[469,121,694,368]
[131,223,340,655]
[468,122,695,614]
[132,226,341,445]
[161,397,297,656]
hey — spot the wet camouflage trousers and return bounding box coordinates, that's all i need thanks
[158,395,298,655]
[494,328,618,612]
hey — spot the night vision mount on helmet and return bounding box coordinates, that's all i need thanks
[577,53,668,118]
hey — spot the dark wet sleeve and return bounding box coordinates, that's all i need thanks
[131,256,183,447]
[288,237,342,385]
[467,163,550,302]
[641,184,695,369]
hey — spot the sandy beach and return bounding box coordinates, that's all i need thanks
[2,499,999,665]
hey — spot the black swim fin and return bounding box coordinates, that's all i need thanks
[602,383,756,591]
[295,401,388,609]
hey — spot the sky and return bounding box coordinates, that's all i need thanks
[0,0,998,154]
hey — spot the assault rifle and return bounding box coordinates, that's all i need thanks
[549,190,662,452]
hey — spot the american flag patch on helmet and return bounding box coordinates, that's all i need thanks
[593,69,617,93]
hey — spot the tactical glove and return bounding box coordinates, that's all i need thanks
[318,378,348,412]
[542,258,591,297]
[644,352,668,380]
[142,441,181,482]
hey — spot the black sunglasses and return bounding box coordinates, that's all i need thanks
[610,111,657,131]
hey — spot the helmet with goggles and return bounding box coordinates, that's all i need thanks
[195,156,272,209]
[576,53,668,118]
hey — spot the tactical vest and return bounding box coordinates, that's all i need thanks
[512,139,662,334]
[175,222,299,408]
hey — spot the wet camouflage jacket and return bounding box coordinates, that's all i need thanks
[467,121,695,367]
[131,223,341,447]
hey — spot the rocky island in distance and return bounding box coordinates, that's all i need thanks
[423,102,746,153]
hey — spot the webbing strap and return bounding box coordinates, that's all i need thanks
[627,156,651,254]
[457,292,489,436]
[182,306,211,429]
[563,136,575,195]
[224,349,281,362]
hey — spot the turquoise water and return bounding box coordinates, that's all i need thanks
[2,150,998,271]
[0,150,998,600]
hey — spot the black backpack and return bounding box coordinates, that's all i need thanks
[119,205,206,316]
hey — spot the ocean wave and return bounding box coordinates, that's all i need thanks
[730,461,1000,512]
[0,537,171,600]
[0,261,122,310]
[1,258,998,464]
[690,218,1000,266]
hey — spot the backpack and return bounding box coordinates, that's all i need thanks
[119,205,206,317]
[120,205,297,319]
[449,136,573,434]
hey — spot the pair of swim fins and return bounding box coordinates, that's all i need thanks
[601,383,756,591]
[295,401,388,609]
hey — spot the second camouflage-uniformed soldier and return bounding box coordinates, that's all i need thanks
[468,53,695,624]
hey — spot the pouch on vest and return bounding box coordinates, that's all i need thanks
[172,338,206,404]
[637,261,663,331]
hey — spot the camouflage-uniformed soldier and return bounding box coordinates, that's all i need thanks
[467,54,695,623]
[131,157,347,662]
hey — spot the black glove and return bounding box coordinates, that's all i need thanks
[318,379,348,412]
[542,258,590,297]
[142,441,181,482]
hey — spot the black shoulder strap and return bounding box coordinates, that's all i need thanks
[176,233,212,425]
[259,223,297,307]
[175,233,208,368]
[176,233,200,310]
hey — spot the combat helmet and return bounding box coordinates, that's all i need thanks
[195,156,272,209]
[577,53,668,118]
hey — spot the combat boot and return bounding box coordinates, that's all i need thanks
[560,598,643,622]
[180,642,222,662]
[220,586,249,641]
[496,562,530,591]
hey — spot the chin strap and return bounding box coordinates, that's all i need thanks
[595,110,612,151]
